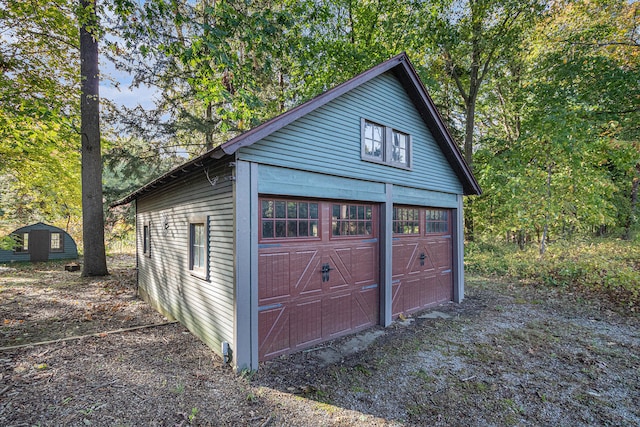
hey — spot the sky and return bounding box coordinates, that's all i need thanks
[100,58,156,110]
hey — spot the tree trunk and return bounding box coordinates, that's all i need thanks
[623,163,639,240]
[540,161,553,256]
[80,0,108,277]
[202,0,215,151]
[205,101,213,150]
[464,97,476,167]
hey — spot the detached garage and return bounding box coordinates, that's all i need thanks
[111,53,480,371]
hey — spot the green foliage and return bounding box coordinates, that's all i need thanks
[466,239,640,310]
[103,136,183,251]
[107,0,294,154]
[0,235,18,251]
[284,0,418,102]
[472,0,639,241]
[0,0,81,224]
[1,0,637,251]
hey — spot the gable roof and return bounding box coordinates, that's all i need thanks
[111,53,480,207]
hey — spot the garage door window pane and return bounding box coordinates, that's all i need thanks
[299,222,309,237]
[287,221,298,237]
[393,207,420,235]
[425,209,449,234]
[287,202,297,218]
[262,200,273,218]
[262,221,274,238]
[332,203,373,236]
[299,203,308,218]
[261,199,319,239]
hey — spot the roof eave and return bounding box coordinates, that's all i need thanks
[391,61,481,196]
[109,146,229,208]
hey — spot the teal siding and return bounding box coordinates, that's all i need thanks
[393,185,459,208]
[258,164,386,201]
[237,71,464,196]
[258,165,458,208]
[0,223,78,263]
[0,250,29,263]
[136,161,235,357]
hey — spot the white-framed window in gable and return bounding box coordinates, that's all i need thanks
[391,130,410,167]
[189,217,209,280]
[362,120,385,161]
[361,118,411,169]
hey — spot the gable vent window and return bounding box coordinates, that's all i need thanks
[361,119,411,169]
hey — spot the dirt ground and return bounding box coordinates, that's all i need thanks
[1,255,638,426]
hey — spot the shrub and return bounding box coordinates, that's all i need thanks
[466,239,640,310]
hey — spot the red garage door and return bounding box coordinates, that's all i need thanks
[258,198,379,361]
[392,206,453,317]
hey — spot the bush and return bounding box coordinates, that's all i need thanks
[466,239,640,310]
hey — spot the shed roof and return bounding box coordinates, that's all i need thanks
[11,222,70,235]
[111,53,480,208]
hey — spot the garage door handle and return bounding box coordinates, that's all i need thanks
[419,253,426,266]
[321,263,334,282]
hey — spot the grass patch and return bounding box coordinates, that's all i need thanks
[466,239,640,310]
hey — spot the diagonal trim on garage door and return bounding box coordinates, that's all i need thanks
[258,198,380,361]
[392,206,453,317]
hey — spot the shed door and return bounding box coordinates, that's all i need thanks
[29,230,50,262]
[258,198,379,361]
[392,207,453,317]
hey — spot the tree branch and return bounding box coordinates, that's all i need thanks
[442,49,469,105]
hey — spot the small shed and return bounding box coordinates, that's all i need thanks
[0,222,78,263]
[112,53,481,370]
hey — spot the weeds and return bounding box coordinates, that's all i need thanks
[239,368,255,381]
[466,239,640,310]
[172,382,185,394]
[413,368,436,383]
[189,407,199,424]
